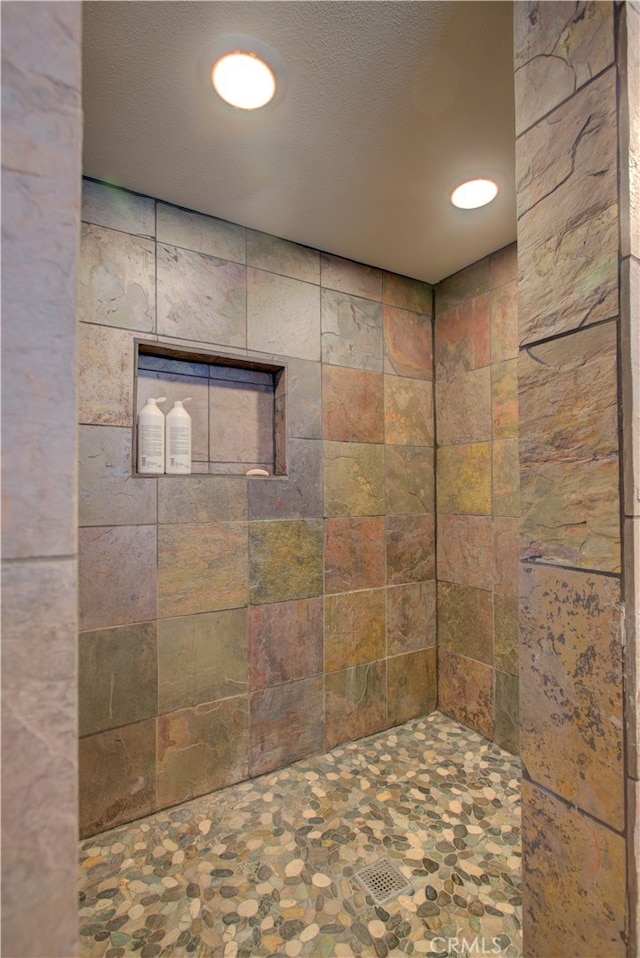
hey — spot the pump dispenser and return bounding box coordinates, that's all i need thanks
[137,397,166,474]
[166,398,192,474]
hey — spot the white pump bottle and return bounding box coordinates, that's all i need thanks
[165,398,192,474]
[137,396,167,474]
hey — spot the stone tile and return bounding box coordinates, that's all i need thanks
[436,258,491,314]
[520,564,624,830]
[522,779,626,958]
[625,3,640,262]
[138,370,209,463]
[493,439,520,518]
[325,661,387,749]
[438,582,493,665]
[436,443,492,516]
[248,268,320,361]
[384,376,434,445]
[158,609,248,713]
[438,650,494,740]
[321,288,383,371]
[386,514,435,585]
[79,223,155,331]
[382,272,432,314]
[383,305,432,380]
[385,445,434,515]
[435,367,491,445]
[79,719,156,837]
[79,424,157,526]
[494,592,519,677]
[434,292,491,376]
[248,439,323,519]
[437,515,493,590]
[517,70,618,343]
[386,581,436,656]
[325,589,385,672]
[82,178,155,236]
[324,441,385,517]
[158,475,247,523]
[249,597,323,689]
[387,648,437,727]
[249,519,323,604]
[324,516,386,594]
[250,677,324,777]
[157,202,245,263]
[320,252,382,301]
[514,1,614,135]
[157,697,249,807]
[79,526,157,631]
[158,522,248,618]
[209,378,274,469]
[494,670,519,755]
[157,243,246,347]
[286,359,322,439]
[625,517,640,779]
[519,321,620,571]
[622,256,640,515]
[492,358,518,440]
[490,243,518,289]
[490,278,518,364]
[322,366,384,442]
[79,622,157,736]
[78,323,135,427]
[493,517,520,597]
[248,229,319,283]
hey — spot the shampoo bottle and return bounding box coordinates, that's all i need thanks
[137,396,166,474]
[166,398,192,474]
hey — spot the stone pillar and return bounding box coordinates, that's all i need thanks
[515,2,636,955]
[1,3,82,955]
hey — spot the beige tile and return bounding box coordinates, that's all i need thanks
[320,252,382,300]
[79,223,155,331]
[157,202,245,262]
[248,229,319,283]
[248,268,320,361]
[82,178,155,236]
[78,323,135,427]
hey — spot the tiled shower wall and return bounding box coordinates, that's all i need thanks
[434,245,519,754]
[78,179,436,837]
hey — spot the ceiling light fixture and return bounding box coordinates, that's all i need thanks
[450,178,498,209]
[201,35,287,112]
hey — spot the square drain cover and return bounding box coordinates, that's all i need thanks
[354,857,413,905]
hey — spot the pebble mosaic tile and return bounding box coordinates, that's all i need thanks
[79,712,521,957]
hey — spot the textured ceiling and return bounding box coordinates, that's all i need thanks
[82,1,516,284]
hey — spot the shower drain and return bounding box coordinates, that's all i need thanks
[354,856,414,905]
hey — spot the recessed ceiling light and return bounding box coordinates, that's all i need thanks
[212,51,276,110]
[451,178,499,209]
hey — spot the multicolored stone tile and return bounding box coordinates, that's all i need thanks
[382,272,432,314]
[249,519,323,604]
[208,377,274,468]
[384,376,434,446]
[493,439,520,519]
[158,609,248,713]
[248,268,321,361]
[78,323,135,427]
[490,279,518,364]
[387,648,436,727]
[494,671,519,756]
[492,518,519,598]
[286,358,322,439]
[434,293,491,376]
[82,179,155,237]
[490,243,517,290]
[385,444,434,516]
[491,359,518,441]
[79,425,157,527]
[436,443,492,516]
[383,305,433,379]
[79,622,157,736]
[386,581,436,656]
[158,521,248,618]
[157,697,249,808]
[248,439,323,520]
[157,203,245,263]
[325,589,385,672]
[79,525,157,631]
[323,441,385,517]
[494,593,519,678]
[386,514,435,585]
[158,475,247,524]
[321,288,383,371]
[248,229,320,283]
[157,243,247,347]
[249,597,323,689]
[435,258,491,315]
[325,661,387,749]
[437,515,493,591]
[622,256,640,515]
[324,516,386,594]
[79,223,155,332]
[520,564,624,831]
[521,779,625,958]
[322,365,384,442]
[435,367,491,446]
[438,650,494,741]
[437,582,493,666]
[250,676,324,776]
[138,368,210,463]
[320,251,382,300]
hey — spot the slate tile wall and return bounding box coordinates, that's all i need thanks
[78,179,436,836]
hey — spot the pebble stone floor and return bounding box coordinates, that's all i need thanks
[79,712,521,958]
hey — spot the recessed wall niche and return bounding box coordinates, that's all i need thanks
[134,341,286,476]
